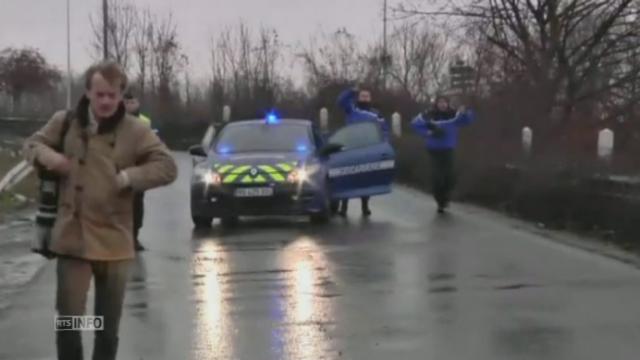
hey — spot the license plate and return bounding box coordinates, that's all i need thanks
[234,187,274,197]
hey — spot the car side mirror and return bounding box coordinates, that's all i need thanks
[189,144,207,157]
[319,143,343,157]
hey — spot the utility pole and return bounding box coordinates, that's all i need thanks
[382,0,389,89]
[66,0,72,109]
[103,0,108,60]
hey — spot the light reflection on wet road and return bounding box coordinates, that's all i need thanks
[2,153,640,360]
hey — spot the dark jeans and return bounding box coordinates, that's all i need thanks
[133,192,144,242]
[428,149,456,208]
[339,197,370,213]
[56,257,131,360]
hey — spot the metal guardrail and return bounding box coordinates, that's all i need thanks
[0,160,33,193]
[0,117,45,123]
[0,118,47,141]
[0,117,30,122]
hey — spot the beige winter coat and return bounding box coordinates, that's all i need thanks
[23,97,177,260]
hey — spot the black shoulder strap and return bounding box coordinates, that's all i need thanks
[56,110,74,152]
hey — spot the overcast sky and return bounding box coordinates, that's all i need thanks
[0,0,402,79]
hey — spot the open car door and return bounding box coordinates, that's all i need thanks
[326,122,395,199]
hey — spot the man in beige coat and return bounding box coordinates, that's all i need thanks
[23,61,177,360]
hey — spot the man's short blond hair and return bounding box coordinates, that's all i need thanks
[84,61,128,91]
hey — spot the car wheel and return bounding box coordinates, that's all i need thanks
[220,216,239,228]
[192,215,213,228]
[310,212,330,224]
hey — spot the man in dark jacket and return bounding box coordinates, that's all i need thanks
[336,86,388,217]
[411,96,474,213]
[124,91,152,251]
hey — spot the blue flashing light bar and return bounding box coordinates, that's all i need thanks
[265,112,280,124]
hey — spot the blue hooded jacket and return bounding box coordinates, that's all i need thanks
[337,89,390,138]
[411,109,475,150]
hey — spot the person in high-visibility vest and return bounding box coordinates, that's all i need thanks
[124,92,151,127]
[124,91,152,251]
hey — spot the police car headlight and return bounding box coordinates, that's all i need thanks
[194,167,221,185]
[287,169,308,183]
[288,165,319,183]
[204,172,222,185]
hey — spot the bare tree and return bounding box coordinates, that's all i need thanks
[397,0,640,122]
[209,23,284,117]
[182,54,191,106]
[149,13,182,103]
[387,22,451,102]
[132,7,153,99]
[297,23,453,102]
[0,48,61,113]
[211,25,248,103]
[298,29,367,91]
[255,28,281,93]
[90,0,137,70]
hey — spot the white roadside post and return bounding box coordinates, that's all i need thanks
[201,126,215,150]
[222,105,231,123]
[319,107,329,132]
[391,112,402,137]
[522,126,533,157]
[598,128,614,164]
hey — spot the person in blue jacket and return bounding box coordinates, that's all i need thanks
[336,86,388,217]
[411,95,475,213]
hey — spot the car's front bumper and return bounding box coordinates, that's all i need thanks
[190,182,327,217]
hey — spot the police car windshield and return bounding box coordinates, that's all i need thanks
[215,123,313,153]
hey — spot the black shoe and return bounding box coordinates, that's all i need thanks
[362,208,372,217]
[437,206,446,214]
[134,241,146,252]
[338,209,348,217]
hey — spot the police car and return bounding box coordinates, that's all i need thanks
[188,114,395,227]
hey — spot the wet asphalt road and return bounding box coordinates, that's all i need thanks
[2,153,640,360]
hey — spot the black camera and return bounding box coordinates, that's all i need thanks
[32,166,60,259]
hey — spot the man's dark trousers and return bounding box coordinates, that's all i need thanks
[428,149,455,208]
[56,257,131,360]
